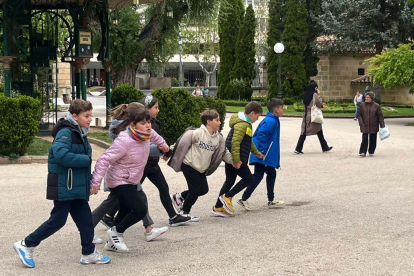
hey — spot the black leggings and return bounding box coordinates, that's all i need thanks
[109,184,148,233]
[141,166,176,218]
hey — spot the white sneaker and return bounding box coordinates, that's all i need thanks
[93,235,103,244]
[80,249,111,264]
[145,227,168,242]
[180,211,199,222]
[268,200,285,209]
[107,226,129,252]
[171,193,184,213]
[13,240,35,268]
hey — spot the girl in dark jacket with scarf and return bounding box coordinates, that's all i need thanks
[357,92,385,157]
[140,95,190,226]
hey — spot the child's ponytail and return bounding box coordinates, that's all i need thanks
[110,104,129,120]
[112,102,149,135]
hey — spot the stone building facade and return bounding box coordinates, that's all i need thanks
[314,54,414,104]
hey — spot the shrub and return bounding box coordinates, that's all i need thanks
[0,83,4,94]
[152,88,201,145]
[111,84,144,107]
[222,100,267,107]
[281,97,297,105]
[0,95,42,156]
[195,97,227,131]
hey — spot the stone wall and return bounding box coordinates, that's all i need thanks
[314,54,373,101]
[52,60,71,97]
[314,54,414,104]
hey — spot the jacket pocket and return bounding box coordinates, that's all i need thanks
[67,168,73,190]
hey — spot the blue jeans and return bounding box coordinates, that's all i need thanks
[242,163,277,201]
[25,199,95,255]
[355,105,359,118]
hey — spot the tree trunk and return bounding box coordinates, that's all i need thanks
[112,64,138,88]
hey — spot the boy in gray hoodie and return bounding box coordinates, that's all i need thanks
[170,109,233,221]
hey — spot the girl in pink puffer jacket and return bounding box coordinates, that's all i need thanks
[90,103,169,252]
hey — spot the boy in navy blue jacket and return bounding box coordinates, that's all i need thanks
[238,98,285,210]
[13,99,110,268]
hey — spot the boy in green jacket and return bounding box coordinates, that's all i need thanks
[212,101,264,217]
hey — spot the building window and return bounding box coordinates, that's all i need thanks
[358,68,365,76]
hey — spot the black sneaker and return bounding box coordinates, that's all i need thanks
[169,214,191,227]
[294,150,304,154]
[323,146,333,152]
[100,216,115,229]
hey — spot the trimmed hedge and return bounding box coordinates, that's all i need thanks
[152,88,228,145]
[195,97,226,132]
[222,100,267,107]
[0,95,42,156]
[152,88,201,145]
[111,84,145,107]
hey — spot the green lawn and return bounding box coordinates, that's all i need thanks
[226,105,414,117]
[88,132,112,144]
[26,137,52,156]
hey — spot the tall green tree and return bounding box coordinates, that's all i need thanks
[230,4,256,100]
[217,0,244,99]
[318,0,414,54]
[88,0,220,87]
[303,0,321,79]
[267,0,285,99]
[280,0,309,98]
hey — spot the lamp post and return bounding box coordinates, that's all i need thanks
[273,42,284,99]
[178,27,183,87]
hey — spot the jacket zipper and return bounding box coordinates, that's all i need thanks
[67,168,73,190]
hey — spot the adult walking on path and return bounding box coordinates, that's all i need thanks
[294,82,333,154]
[357,91,385,157]
[354,90,363,120]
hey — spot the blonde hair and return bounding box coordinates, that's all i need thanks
[111,102,150,135]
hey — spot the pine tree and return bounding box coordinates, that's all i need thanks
[318,0,414,54]
[281,0,309,98]
[217,0,245,99]
[267,0,285,99]
[231,4,256,100]
[303,0,321,80]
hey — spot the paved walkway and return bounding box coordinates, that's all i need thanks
[1,114,414,275]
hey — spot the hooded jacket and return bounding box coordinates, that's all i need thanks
[47,116,92,201]
[91,129,167,189]
[226,112,259,164]
[249,111,280,168]
[168,125,233,175]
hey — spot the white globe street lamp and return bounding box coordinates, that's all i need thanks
[274,42,284,99]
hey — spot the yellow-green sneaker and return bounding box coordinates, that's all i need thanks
[237,199,252,211]
[211,206,232,217]
[219,194,235,213]
[268,200,285,209]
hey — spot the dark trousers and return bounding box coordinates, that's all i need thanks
[242,163,277,202]
[295,129,329,152]
[92,192,119,227]
[215,163,253,208]
[25,199,94,255]
[180,163,209,213]
[141,166,177,218]
[110,184,148,233]
[359,133,377,154]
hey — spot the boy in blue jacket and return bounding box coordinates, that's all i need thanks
[238,98,285,210]
[13,99,110,268]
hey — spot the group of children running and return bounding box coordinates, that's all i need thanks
[13,95,285,268]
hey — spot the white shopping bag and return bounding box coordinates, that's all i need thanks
[379,127,390,141]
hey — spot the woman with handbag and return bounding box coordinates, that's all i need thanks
[357,92,385,157]
[294,81,333,154]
